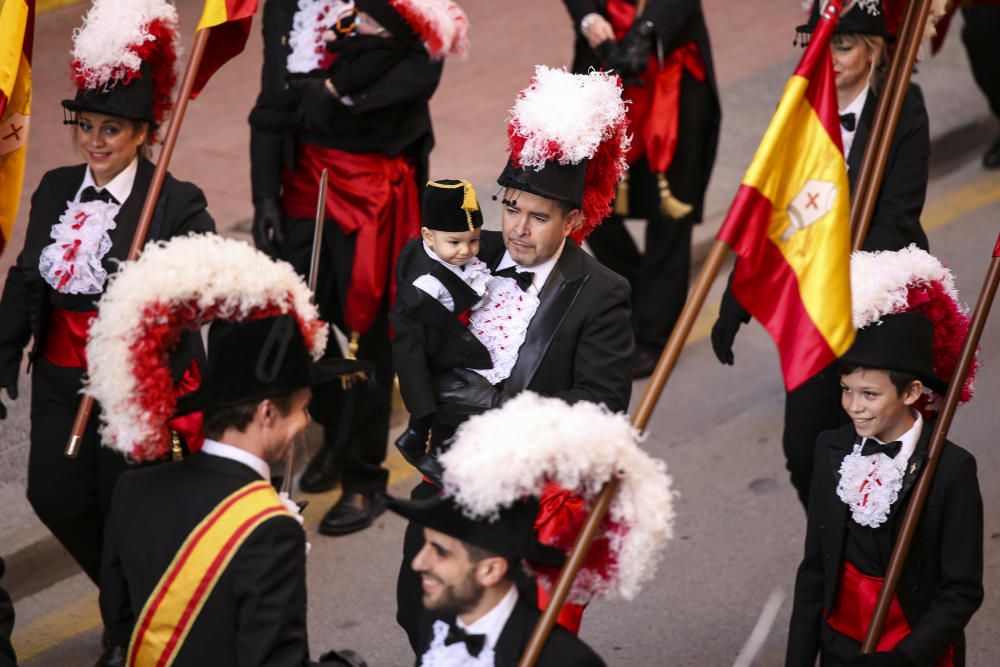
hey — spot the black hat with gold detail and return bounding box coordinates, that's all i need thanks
[422,178,483,233]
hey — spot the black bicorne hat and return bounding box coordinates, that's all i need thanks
[423,179,484,232]
[796,0,888,44]
[175,315,369,415]
[840,312,948,394]
[496,158,587,209]
[62,61,157,125]
[384,493,567,567]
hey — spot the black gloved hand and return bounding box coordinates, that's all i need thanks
[394,427,428,468]
[608,20,655,78]
[251,197,284,256]
[0,382,17,421]
[433,368,503,425]
[850,651,914,667]
[289,75,339,134]
[710,314,742,366]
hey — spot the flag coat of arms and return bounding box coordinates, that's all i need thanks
[0,0,34,257]
[717,0,854,391]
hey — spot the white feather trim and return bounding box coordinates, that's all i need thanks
[392,0,470,58]
[71,0,178,90]
[86,235,328,458]
[287,0,356,74]
[438,393,674,602]
[509,66,628,168]
[850,244,958,329]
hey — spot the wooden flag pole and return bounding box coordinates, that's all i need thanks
[849,0,931,249]
[861,230,1000,652]
[280,168,328,495]
[517,239,732,667]
[65,28,212,458]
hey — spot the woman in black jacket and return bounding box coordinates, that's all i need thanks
[0,1,214,586]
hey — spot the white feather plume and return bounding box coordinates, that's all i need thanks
[850,244,958,329]
[391,0,470,58]
[86,235,328,458]
[509,66,628,168]
[71,0,178,89]
[439,393,674,602]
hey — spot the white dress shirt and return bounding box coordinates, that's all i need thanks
[863,408,923,467]
[455,584,519,652]
[200,439,271,481]
[74,156,139,204]
[493,239,566,297]
[839,86,869,165]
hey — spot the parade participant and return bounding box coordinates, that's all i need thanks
[0,0,213,588]
[391,178,492,466]
[249,0,469,537]
[711,0,932,507]
[562,0,721,378]
[959,4,1000,169]
[788,247,983,666]
[395,66,635,648]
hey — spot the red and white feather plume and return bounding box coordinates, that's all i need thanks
[85,235,329,462]
[390,0,470,58]
[439,393,674,604]
[70,0,179,130]
[851,244,978,406]
[506,66,630,241]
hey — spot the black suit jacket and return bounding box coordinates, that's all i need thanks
[478,232,633,412]
[391,238,493,419]
[787,422,984,666]
[249,0,443,203]
[848,85,930,252]
[562,0,721,221]
[0,159,214,390]
[101,452,311,666]
[417,596,606,667]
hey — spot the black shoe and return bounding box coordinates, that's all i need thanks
[318,491,385,536]
[93,645,126,667]
[299,445,341,494]
[984,135,1000,170]
[394,428,428,468]
[631,345,660,379]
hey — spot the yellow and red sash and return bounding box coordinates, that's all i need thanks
[127,480,294,667]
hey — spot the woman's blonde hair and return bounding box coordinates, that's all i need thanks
[832,33,888,95]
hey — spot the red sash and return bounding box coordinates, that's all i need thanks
[282,143,421,335]
[827,560,954,665]
[606,0,706,173]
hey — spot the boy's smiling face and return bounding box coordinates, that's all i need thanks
[840,368,922,443]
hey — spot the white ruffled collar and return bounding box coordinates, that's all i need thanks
[422,241,490,297]
[287,0,354,74]
[38,199,119,294]
[836,412,922,528]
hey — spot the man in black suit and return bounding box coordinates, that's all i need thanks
[98,316,365,667]
[386,493,605,667]
[395,67,634,648]
[562,0,721,378]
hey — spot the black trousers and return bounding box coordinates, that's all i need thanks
[783,363,849,509]
[586,72,713,351]
[961,6,1000,120]
[277,216,392,493]
[26,358,132,584]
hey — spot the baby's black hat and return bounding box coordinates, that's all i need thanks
[422,178,483,233]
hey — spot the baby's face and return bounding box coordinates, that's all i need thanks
[422,228,481,266]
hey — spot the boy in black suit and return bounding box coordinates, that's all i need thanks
[391,179,492,468]
[787,311,984,666]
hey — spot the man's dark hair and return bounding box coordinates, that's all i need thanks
[838,363,921,396]
[464,542,519,582]
[203,392,298,440]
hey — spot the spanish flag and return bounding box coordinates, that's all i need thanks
[716,0,853,391]
[0,0,33,257]
[191,0,258,98]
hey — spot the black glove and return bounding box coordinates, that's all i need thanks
[850,651,914,667]
[251,197,284,256]
[395,427,428,468]
[289,75,339,134]
[607,20,655,79]
[710,314,742,366]
[433,368,503,425]
[0,382,17,421]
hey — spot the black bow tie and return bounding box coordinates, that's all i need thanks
[80,186,119,205]
[860,439,902,459]
[839,112,856,132]
[493,265,534,291]
[444,623,486,657]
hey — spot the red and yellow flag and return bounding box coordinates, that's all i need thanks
[0,0,34,257]
[716,0,853,391]
[191,0,258,98]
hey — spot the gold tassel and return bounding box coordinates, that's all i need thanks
[614,173,630,217]
[170,432,184,462]
[657,173,693,219]
[461,180,479,231]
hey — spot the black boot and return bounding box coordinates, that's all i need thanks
[299,444,341,494]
